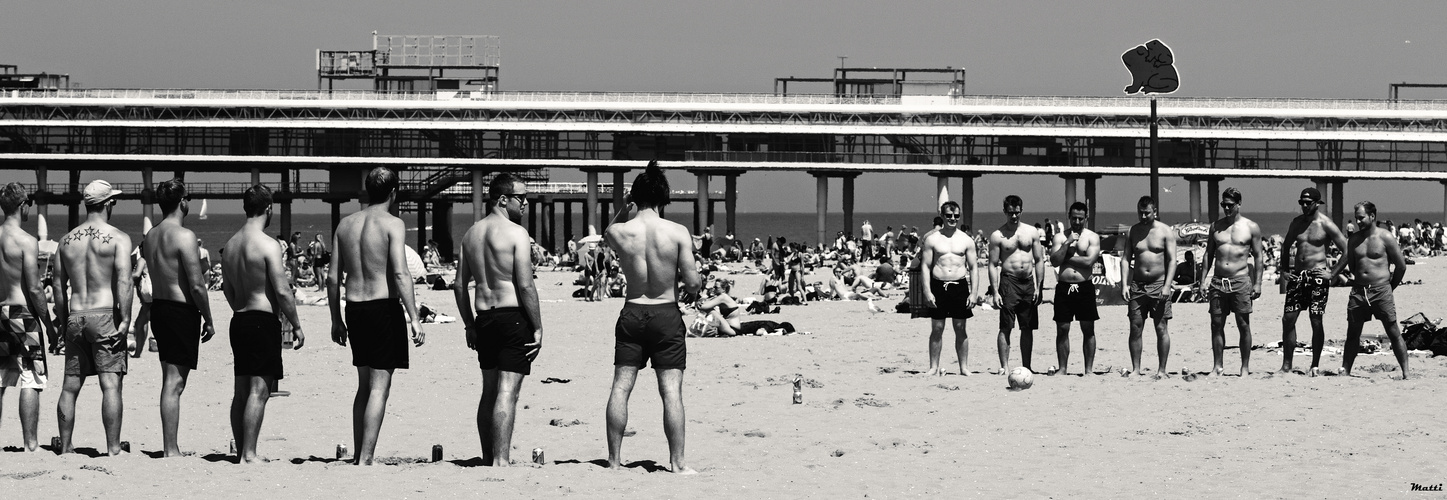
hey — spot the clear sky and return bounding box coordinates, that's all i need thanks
[4,0,1447,216]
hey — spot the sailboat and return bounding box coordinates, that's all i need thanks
[198,199,208,220]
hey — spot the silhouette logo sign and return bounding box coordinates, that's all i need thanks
[1122,39,1179,94]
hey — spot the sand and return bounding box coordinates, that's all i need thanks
[3,258,1446,498]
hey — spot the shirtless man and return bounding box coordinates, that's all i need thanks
[603,161,700,474]
[1201,187,1264,376]
[0,183,57,451]
[1119,196,1177,378]
[329,167,425,466]
[988,195,1045,373]
[1332,201,1409,379]
[221,185,304,463]
[142,179,217,457]
[920,201,978,376]
[1050,202,1101,376]
[452,173,544,466]
[54,180,133,455]
[1279,188,1348,376]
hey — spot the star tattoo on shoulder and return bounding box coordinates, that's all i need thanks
[100,233,114,244]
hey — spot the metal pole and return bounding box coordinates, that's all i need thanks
[1150,99,1160,204]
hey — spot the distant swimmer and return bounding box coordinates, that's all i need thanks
[1333,201,1410,379]
[142,179,217,457]
[603,161,701,474]
[54,180,134,455]
[452,173,544,466]
[221,185,304,463]
[1120,196,1177,378]
[328,167,425,465]
[1050,202,1101,376]
[988,195,1045,373]
[920,201,978,376]
[0,183,58,451]
[1279,188,1348,376]
[1201,188,1263,376]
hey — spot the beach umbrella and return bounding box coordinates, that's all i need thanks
[404,245,427,277]
[1174,222,1210,244]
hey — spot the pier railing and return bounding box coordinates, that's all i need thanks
[9,89,1447,111]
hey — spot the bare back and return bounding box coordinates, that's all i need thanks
[333,208,406,302]
[460,214,530,311]
[0,224,37,306]
[143,221,202,304]
[57,220,131,311]
[221,227,283,313]
[605,210,699,304]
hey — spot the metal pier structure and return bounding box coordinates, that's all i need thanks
[5,88,1447,248]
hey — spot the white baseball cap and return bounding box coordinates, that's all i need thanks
[83,180,122,206]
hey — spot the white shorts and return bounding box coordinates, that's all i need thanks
[1,356,46,390]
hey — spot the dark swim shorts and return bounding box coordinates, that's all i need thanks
[928,277,974,320]
[64,308,128,377]
[998,274,1039,331]
[1127,277,1173,321]
[1052,281,1099,322]
[1284,268,1331,316]
[1347,283,1396,323]
[1208,275,1254,316]
[229,311,283,380]
[151,299,203,370]
[476,307,535,375]
[345,298,409,370]
[614,302,687,370]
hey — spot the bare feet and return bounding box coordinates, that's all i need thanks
[672,465,698,475]
[957,366,970,377]
[1046,366,1060,376]
[1308,367,1320,377]
[1209,367,1224,377]
[1151,372,1169,380]
[1238,368,1250,377]
[990,367,1007,375]
[924,368,942,377]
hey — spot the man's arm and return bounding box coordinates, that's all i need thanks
[1049,232,1069,268]
[450,236,476,350]
[987,233,1001,293]
[677,228,702,297]
[1118,232,1133,295]
[920,236,937,307]
[175,232,215,342]
[512,227,544,361]
[1326,220,1350,263]
[265,239,304,349]
[1032,229,1046,303]
[1202,229,1218,285]
[112,234,134,337]
[965,236,979,305]
[328,231,346,346]
[1250,222,1265,297]
[1065,233,1099,270]
[1280,222,1299,275]
[53,247,69,328]
[1161,228,1179,291]
[387,220,423,346]
[20,239,55,346]
[1384,233,1408,289]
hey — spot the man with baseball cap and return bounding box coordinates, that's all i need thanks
[55,180,134,455]
[1279,187,1348,376]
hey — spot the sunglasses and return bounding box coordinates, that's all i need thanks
[942,214,961,219]
[1298,200,1316,207]
[1219,202,1237,208]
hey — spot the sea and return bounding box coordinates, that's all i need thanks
[27,210,1443,253]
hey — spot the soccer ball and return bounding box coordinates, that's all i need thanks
[1007,367,1034,390]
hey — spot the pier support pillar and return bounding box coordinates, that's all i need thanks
[1207,177,1221,222]
[814,173,829,246]
[563,201,574,245]
[936,175,949,210]
[251,168,261,186]
[432,202,454,263]
[279,171,292,244]
[724,173,739,237]
[842,173,857,237]
[417,201,428,253]
[1063,176,1078,210]
[612,171,626,226]
[600,201,610,231]
[962,174,976,232]
[528,196,538,236]
[1331,180,1346,229]
[67,169,80,230]
[1187,178,1202,222]
[330,201,342,236]
[544,199,556,252]
[33,166,48,237]
[473,169,487,221]
[585,170,599,236]
[141,167,155,226]
[695,173,710,234]
[1083,176,1098,230]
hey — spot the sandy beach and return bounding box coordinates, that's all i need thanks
[3,257,1445,498]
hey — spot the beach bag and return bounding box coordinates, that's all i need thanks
[687,313,718,338]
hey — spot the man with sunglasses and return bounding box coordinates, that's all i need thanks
[142,178,217,457]
[1049,202,1100,376]
[988,195,1045,374]
[921,201,979,376]
[452,173,543,466]
[1201,187,1264,376]
[1279,188,1348,376]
